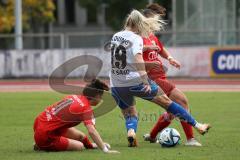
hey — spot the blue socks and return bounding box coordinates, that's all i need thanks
[167,102,196,126]
[125,116,138,132]
[124,102,196,132]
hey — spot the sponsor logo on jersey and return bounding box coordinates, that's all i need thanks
[148,51,158,60]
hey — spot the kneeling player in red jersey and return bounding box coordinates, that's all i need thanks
[142,3,202,146]
[33,79,119,153]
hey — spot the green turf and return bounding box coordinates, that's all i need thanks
[0,92,240,160]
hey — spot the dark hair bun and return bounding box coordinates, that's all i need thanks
[90,79,109,91]
[146,3,166,17]
[83,79,109,99]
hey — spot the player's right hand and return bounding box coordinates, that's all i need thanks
[150,45,160,51]
[143,45,160,51]
[106,150,120,154]
[104,142,111,149]
[142,84,151,93]
[169,58,181,69]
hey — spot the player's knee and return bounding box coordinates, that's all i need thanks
[75,143,85,151]
[163,112,174,121]
[73,145,84,151]
[129,107,138,117]
[178,97,189,110]
[153,94,172,108]
[67,128,86,141]
[122,106,138,117]
[79,134,86,141]
[67,141,85,151]
[182,97,188,108]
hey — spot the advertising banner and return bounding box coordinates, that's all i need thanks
[0,47,232,78]
[210,47,240,78]
[164,47,210,77]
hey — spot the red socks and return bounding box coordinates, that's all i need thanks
[150,112,171,139]
[150,112,194,140]
[180,121,194,140]
[81,136,94,149]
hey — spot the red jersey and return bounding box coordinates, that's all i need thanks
[143,34,166,79]
[35,95,95,133]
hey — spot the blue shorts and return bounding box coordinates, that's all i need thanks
[111,80,159,109]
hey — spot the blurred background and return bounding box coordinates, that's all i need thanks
[0,0,239,80]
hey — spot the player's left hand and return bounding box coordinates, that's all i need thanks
[169,58,181,69]
[92,143,98,149]
[92,142,111,149]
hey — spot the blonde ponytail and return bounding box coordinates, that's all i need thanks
[124,9,165,37]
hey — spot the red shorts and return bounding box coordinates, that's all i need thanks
[33,118,69,151]
[153,78,176,96]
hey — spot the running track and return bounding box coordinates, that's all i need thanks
[0,79,240,92]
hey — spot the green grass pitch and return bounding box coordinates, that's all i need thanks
[0,92,240,160]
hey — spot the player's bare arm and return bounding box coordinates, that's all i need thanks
[143,45,160,51]
[143,44,180,69]
[134,53,151,93]
[85,124,119,154]
[161,47,181,69]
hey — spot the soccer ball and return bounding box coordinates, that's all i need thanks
[158,128,181,147]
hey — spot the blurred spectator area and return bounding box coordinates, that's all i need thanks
[0,0,239,49]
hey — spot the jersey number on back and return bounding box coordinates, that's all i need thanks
[111,44,127,69]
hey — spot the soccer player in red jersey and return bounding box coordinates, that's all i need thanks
[142,3,202,146]
[33,79,119,153]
